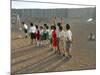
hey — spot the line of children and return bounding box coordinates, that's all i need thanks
[23,22,73,59]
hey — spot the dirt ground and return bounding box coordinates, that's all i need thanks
[11,22,96,74]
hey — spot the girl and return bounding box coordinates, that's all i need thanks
[59,26,66,56]
[48,26,53,50]
[52,26,58,53]
[35,25,40,46]
[40,26,44,46]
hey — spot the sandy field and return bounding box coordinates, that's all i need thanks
[11,21,96,74]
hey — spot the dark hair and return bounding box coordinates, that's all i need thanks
[22,22,24,24]
[50,26,53,30]
[66,24,70,30]
[57,22,61,27]
[44,24,47,27]
[59,26,63,31]
[35,25,38,29]
[53,26,56,30]
[46,26,49,29]
[40,26,43,29]
[30,23,33,26]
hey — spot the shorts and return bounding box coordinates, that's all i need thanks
[66,41,72,51]
[30,33,36,39]
[49,38,52,44]
[24,29,27,33]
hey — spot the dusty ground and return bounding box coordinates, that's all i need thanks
[11,22,96,74]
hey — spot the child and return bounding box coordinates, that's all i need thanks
[65,24,73,58]
[56,23,61,54]
[52,26,58,53]
[45,25,50,45]
[59,26,66,56]
[22,22,28,38]
[48,26,53,50]
[35,25,40,46]
[29,23,36,45]
[40,26,44,46]
[43,24,47,41]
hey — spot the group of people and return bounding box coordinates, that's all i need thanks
[22,22,73,59]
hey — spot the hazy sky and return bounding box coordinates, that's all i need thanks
[12,0,96,9]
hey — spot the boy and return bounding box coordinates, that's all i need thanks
[65,24,73,58]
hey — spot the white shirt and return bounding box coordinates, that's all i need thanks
[59,30,65,38]
[65,30,72,41]
[24,24,28,29]
[49,29,53,38]
[29,26,36,33]
[40,29,44,35]
[46,29,50,33]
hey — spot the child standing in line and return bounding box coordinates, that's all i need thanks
[35,25,40,46]
[42,24,48,45]
[52,26,58,53]
[65,24,73,58]
[48,26,53,50]
[59,26,66,56]
[56,23,61,54]
[40,26,44,46]
[45,25,50,45]
[29,23,36,45]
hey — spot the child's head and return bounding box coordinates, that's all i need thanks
[52,26,56,30]
[46,26,49,29]
[59,26,63,31]
[66,24,70,30]
[30,22,33,26]
[44,24,47,27]
[57,22,61,27]
[40,26,43,30]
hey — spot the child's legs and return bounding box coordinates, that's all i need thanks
[57,38,60,53]
[59,40,65,54]
[31,39,33,44]
[30,33,33,44]
[49,38,52,49]
[53,46,57,52]
[66,43,72,57]
[37,40,40,46]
